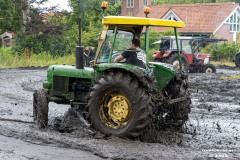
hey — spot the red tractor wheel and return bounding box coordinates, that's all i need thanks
[166,53,189,72]
[202,64,216,73]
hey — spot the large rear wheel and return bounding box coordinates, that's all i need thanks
[87,71,152,138]
[33,89,49,128]
[154,79,191,130]
[166,53,189,72]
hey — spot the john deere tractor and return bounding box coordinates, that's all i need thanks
[33,5,191,138]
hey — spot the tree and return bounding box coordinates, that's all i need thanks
[0,0,23,32]
[13,0,73,55]
[69,0,121,31]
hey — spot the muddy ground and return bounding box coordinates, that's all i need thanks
[0,67,239,160]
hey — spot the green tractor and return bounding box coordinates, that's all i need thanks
[33,7,191,138]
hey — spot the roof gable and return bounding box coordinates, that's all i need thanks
[162,9,182,21]
[214,7,240,33]
[135,2,238,33]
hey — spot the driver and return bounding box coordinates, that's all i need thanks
[114,38,146,68]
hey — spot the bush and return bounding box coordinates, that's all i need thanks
[202,42,239,61]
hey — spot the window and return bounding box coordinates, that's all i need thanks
[226,12,240,32]
[181,40,192,54]
[162,10,181,21]
[97,30,133,63]
[159,39,170,51]
[168,15,177,21]
[127,0,134,8]
[143,0,148,6]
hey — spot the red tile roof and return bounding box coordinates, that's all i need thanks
[135,2,238,33]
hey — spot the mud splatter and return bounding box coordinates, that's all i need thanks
[0,67,239,159]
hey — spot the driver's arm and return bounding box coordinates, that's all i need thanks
[114,55,124,63]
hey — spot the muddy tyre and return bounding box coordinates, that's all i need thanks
[155,80,191,130]
[87,71,152,138]
[202,64,216,73]
[166,53,189,72]
[33,89,49,128]
[235,54,240,67]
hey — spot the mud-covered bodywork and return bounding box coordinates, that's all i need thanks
[35,15,190,138]
[95,62,177,91]
[43,65,94,103]
[43,61,178,103]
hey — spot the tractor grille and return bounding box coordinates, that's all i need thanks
[53,76,68,93]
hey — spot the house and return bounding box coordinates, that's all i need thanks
[0,32,15,47]
[121,0,240,42]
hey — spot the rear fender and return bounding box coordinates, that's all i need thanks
[154,50,176,60]
[154,51,163,59]
[154,50,181,62]
[164,50,185,59]
[94,63,155,92]
[162,50,173,58]
[148,62,177,91]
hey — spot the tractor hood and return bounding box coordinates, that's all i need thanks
[43,65,94,89]
[47,65,94,78]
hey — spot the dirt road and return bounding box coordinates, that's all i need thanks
[0,67,239,160]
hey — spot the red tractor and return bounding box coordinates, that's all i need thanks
[153,36,227,73]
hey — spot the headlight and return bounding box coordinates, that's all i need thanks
[204,58,209,64]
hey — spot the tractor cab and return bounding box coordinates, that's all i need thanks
[92,17,184,68]
[95,26,142,64]
[153,36,227,73]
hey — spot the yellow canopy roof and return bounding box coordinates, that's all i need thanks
[102,16,185,28]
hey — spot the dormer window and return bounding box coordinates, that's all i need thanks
[143,0,148,6]
[226,12,240,32]
[168,16,177,21]
[162,10,181,21]
[127,0,134,8]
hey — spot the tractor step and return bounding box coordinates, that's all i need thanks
[167,97,188,105]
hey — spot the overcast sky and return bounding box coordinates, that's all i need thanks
[42,0,72,11]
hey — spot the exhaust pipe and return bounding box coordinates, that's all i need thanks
[76,46,84,69]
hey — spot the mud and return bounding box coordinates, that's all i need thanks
[0,67,239,159]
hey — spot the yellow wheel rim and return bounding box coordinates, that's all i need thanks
[99,93,132,129]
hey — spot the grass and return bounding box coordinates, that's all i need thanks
[219,74,240,80]
[211,60,235,67]
[0,47,75,68]
[0,47,237,69]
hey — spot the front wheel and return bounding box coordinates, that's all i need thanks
[33,89,49,128]
[86,71,152,138]
[202,64,216,73]
[235,54,240,67]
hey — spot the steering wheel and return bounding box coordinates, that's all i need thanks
[112,52,126,63]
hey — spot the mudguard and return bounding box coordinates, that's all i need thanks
[94,62,177,92]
